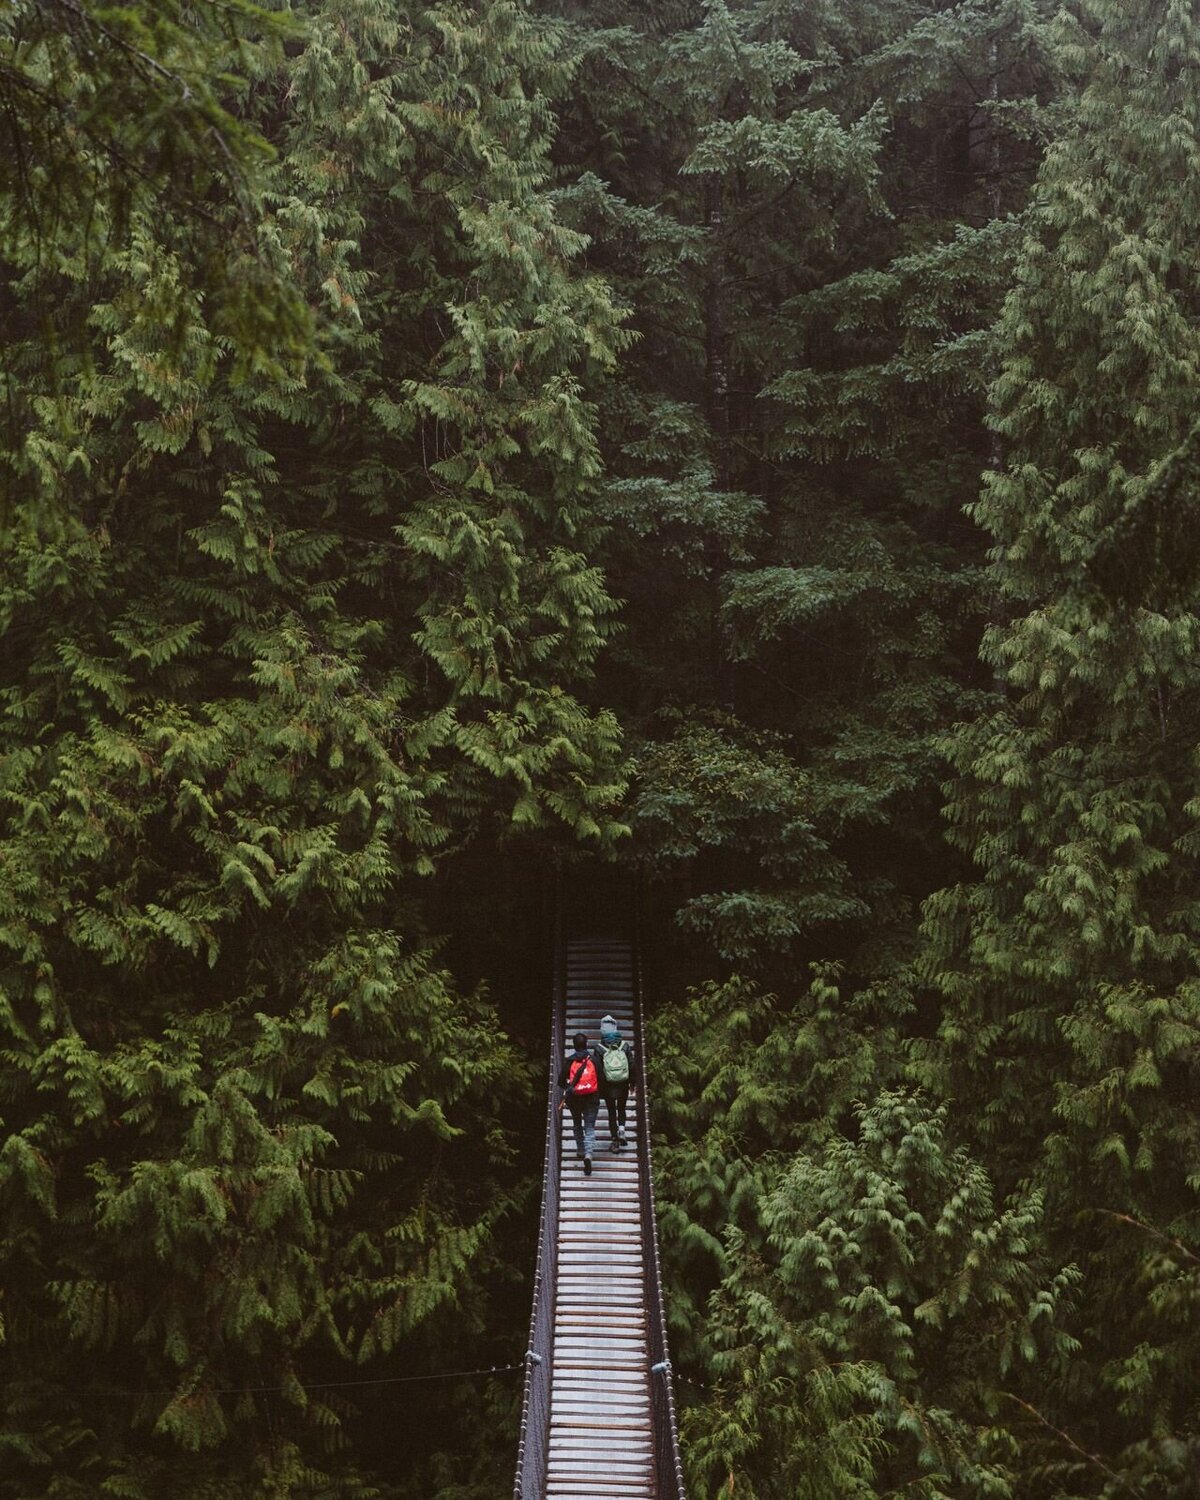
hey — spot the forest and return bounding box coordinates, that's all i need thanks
[1,1,1198,1496]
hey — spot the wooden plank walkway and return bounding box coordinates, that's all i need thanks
[548,937,654,1500]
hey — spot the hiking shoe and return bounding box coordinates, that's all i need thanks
[609,1140,620,1153]
[583,1156,593,1176]
[617,1125,627,1143]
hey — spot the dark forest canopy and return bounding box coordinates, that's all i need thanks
[0,1,1198,1497]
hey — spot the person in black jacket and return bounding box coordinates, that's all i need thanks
[558,1032,601,1175]
[597,1014,637,1152]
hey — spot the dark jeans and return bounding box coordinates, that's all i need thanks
[603,1085,629,1139]
[567,1094,599,1157]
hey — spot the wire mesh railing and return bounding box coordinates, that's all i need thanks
[634,916,687,1500]
[511,900,563,1500]
[513,893,685,1499]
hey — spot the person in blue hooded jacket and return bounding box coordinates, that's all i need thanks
[597,1014,638,1152]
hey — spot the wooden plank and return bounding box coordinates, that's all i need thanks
[546,1484,653,1495]
[558,1240,642,1250]
[558,1230,640,1237]
[552,1350,648,1362]
[559,1209,640,1219]
[552,1374,648,1386]
[557,1272,643,1281]
[559,1187,640,1195]
[547,1466,652,1478]
[557,1247,643,1257]
[558,1227,637,1239]
[551,1397,649,1408]
[545,1491,653,1500]
[557,1228,642,1236]
[548,1453,652,1462]
[558,1204,641,1213]
[550,938,671,1500]
[555,1314,644,1326]
[558,1247,642,1257]
[545,1490,653,1500]
[548,1460,652,1473]
[560,1194,640,1202]
[559,1193,640,1201]
[549,1434,651,1446]
[550,1438,651,1447]
[557,1271,642,1280]
[547,1469,652,1483]
[546,1485,653,1495]
[550,1406,650,1421]
[550,1433,651,1444]
[556,1283,643,1292]
[552,1376,648,1385]
[558,1221,640,1230]
[545,1485,653,1496]
[561,1180,640,1188]
[562,1354,648,1368]
[552,1338,647,1348]
[559,1202,640,1211]
[546,1470,651,1482]
[552,1381,648,1394]
[552,1361,646,1373]
[551,1400,648,1412]
[556,1275,643,1285]
[558,1219,640,1226]
[557,1264,643,1273]
[552,1350,648,1360]
[548,1452,651,1463]
[557,1208,641,1218]
[548,1416,654,1431]
[550,1396,650,1411]
[548,1468,652,1479]
[549,1449,652,1459]
[561,1206,642,1218]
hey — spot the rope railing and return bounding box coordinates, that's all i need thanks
[634,913,688,1500]
[512,893,564,1500]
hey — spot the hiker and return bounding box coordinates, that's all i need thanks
[598,1013,637,1152]
[558,1031,600,1176]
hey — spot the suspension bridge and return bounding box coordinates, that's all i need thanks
[513,931,686,1500]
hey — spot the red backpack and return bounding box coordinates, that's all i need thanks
[568,1055,598,1096]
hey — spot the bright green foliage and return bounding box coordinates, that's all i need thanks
[650,967,1079,1498]
[650,969,899,1354]
[683,1091,1077,1499]
[0,2,627,1493]
[7,0,1200,1492]
[0,0,310,405]
[919,1,1200,1490]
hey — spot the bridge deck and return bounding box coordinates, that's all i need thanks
[548,938,654,1499]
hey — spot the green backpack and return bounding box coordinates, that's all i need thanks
[603,1042,630,1085]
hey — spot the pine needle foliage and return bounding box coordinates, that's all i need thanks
[650,976,1079,1498]
[541,0,1052,970]
[918,1,1200,1489]
[0,2,628,1493]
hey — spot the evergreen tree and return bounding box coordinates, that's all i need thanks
[921,2,1200,1490]
[686,1089,1078,1499]
[0,3,627,1494]
[544,0,1051,974]
[0,0,310,418]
